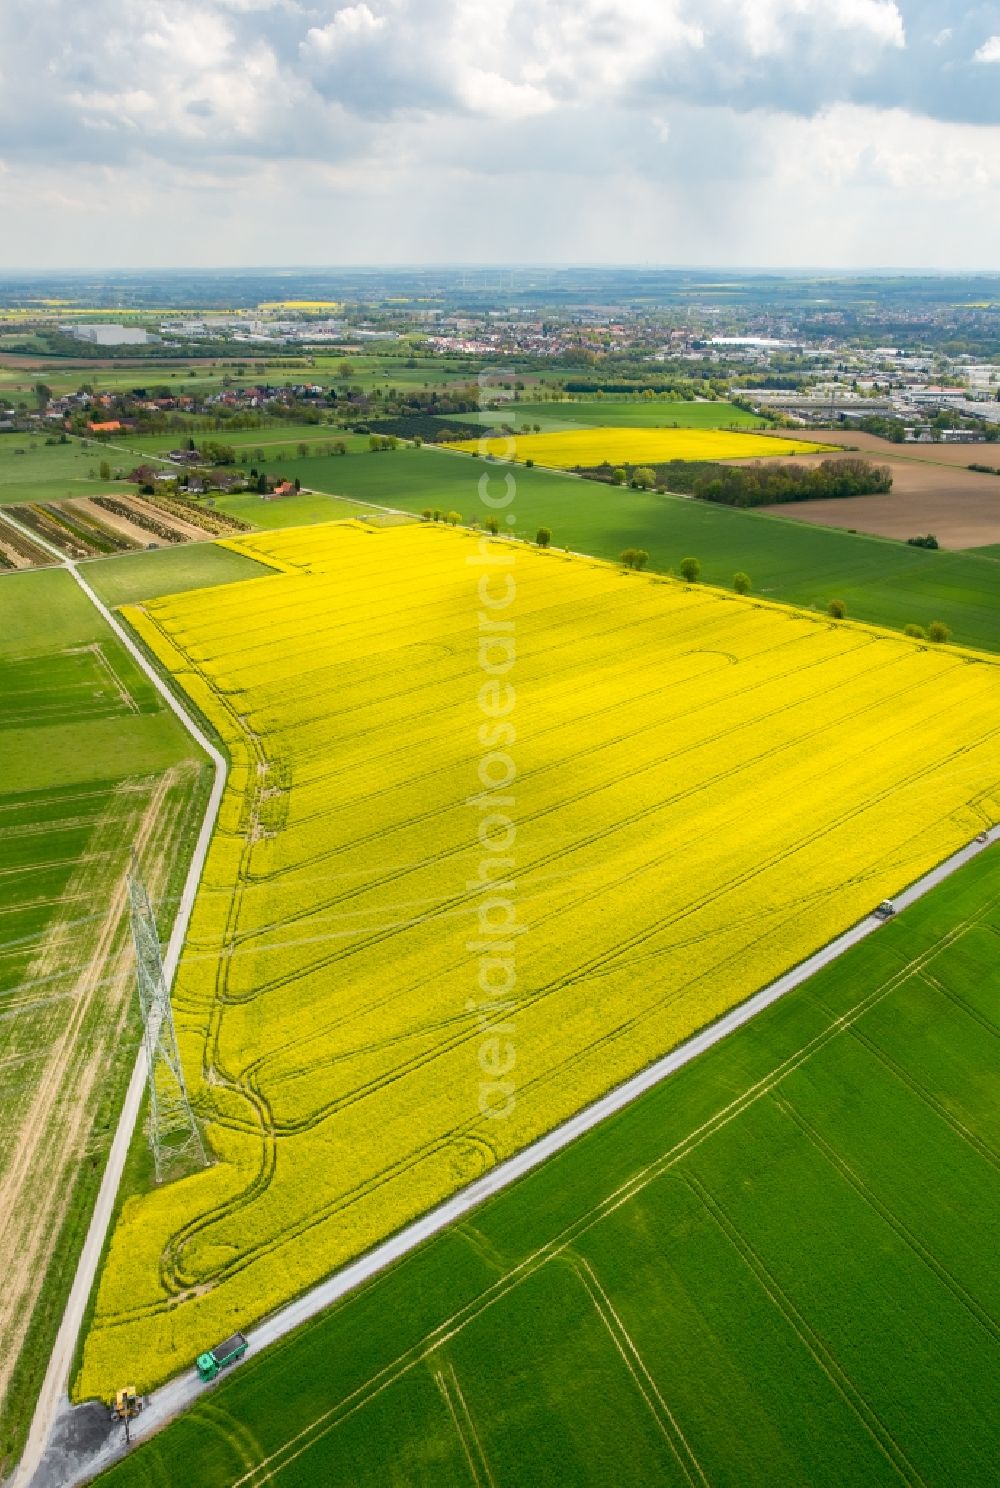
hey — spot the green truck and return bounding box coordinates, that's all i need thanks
[196,1332,248,1381]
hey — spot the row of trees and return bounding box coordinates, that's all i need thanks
[413,517,954,643]
[420,508,462,525]
[656,558,952,641]
[827,598,948,640]
[657,457,893,509]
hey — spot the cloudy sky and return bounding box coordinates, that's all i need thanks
[0,0,998,268]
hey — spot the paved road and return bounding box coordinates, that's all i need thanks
[3,512,228,1488]
[21,798,997,1482]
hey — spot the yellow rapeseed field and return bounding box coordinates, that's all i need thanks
[443,427,831,467]
[77,521,1000,1398]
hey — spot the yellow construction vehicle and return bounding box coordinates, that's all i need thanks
[110,1386,144,1443]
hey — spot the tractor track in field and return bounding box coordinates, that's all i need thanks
[3,511,228,1488]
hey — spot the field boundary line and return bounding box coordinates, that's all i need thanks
[5,509,229,1488]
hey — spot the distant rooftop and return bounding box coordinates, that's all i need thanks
[61,323,157,346]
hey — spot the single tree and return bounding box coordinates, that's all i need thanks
[447,510,461,526]
[536,527,552,548]
[904,623,926,639]
[927,620,950,643]
[828,598,847,619]
[679,556,701,583]
[432,508,443,522]
[733,571,751,595]
[421,507,433,521]
[631,466,656,490]
[632,549,649,570]
[99,460,111,481]
[486,515,500,535]
[612,467,627,485]
[297,443,309,458]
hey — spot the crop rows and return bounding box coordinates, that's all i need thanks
[77,520,1000,1398]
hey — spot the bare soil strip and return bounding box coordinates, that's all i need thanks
[0,539,36,570]
[768,428,1000,468]
[0,765,191,1416]
[127,493,217,542]
[67,499,167,551]
[720,440,1000,548]
[0,516,53,569]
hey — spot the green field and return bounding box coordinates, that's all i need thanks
[96,845,1000,1487]
[115,428,371,459]
[215,488,375,530]
[0,568,208,1475]
[448,397,771,430]
[0,435,125,504]
[82,543,275,607]
[251,445,1000,652]
[0,351,484,401]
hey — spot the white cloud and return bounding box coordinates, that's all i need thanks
[727,0,904,60]
[974,35,1000,63]
[304,4,386,57]
[0,0,995,269]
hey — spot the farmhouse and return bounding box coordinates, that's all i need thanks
[262,480,296,500]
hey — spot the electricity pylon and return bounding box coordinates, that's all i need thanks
[127,860,207,1182]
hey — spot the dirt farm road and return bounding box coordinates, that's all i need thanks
[2,510,228,1488]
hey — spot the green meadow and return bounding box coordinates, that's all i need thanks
[116,427,371,459]
[82,542,275,607]
[0,436,125,504]
[0,350,482,401]
[97,846,1000,1488]
[448,397,771,430]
